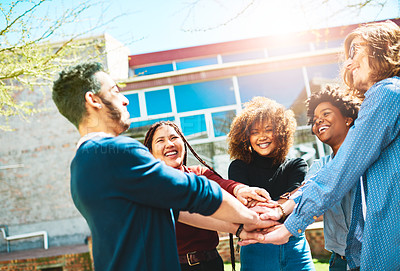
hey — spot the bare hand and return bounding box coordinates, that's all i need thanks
[234,186,271,206]
[249,203,282,221]
[239,224,292,246]
[243,217,280,232]
[238,229,265,243]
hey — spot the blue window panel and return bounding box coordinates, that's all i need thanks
[238,69,304,108]
[176,57,218,70]
[306,63,341,80]
[212,110,236,137]
[180,115,207,137]
[125,93,140,118]
[314,39,343,50]
[145,89,172,116]
[222,50,265,63]
[268,44,310,57]
[129,117,175,129]
[127,117,175,140]
[133,63,174,76]
[174,79,235,113]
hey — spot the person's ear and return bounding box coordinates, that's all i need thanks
[345,117,354,126]
[85,92,103,110]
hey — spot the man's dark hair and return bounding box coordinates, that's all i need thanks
[52,62,103,128]
[306,85,361,130]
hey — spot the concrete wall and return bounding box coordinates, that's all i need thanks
[0,89,89,251]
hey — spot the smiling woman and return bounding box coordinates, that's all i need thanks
[307,86,360,155]
[304,86,361,269]
[143,120,271,271]
[227,96,315,270]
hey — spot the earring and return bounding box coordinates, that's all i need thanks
[98,105,102,109]
[346,122,349,126]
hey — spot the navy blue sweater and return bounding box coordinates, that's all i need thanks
[71,136,222,271]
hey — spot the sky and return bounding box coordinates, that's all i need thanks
[3,0,400,55]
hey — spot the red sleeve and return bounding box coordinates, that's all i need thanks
[186,165,240,195]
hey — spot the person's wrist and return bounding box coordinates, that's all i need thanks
[277,204,286,223]
[235,224,244,238]
[233,184,247,196]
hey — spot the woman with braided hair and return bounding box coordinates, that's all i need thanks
[144,121,270,271]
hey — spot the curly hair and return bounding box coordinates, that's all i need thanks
[144,121,223,178]
[52,62,103,128]
[342,20,400,95]
[228,97,296,165]
[306,86,361,132]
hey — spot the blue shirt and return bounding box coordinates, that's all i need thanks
[301,154,356,256]
[71,136,222,271]
[285,77,400,270]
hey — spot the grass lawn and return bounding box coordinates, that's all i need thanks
[224,256,330,271]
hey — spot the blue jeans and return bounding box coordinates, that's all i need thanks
[240,235,315,271]
[329,252,347,271]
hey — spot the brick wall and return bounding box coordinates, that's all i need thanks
[305,226,330,257]
[0,252,92,271]
[217,233,240,263]
[0,35,130,252]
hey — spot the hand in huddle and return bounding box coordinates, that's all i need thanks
[239,224,292,246]
[234,185,271,207]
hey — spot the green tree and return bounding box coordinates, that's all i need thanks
[0,0,117,130]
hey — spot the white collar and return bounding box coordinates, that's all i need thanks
[76,132,115,150]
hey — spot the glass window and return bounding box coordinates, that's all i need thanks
[174,79,236,113]
[314,39,343,50]
[306,63,341,80]
[133,63,174,76]
[125,93,140,118]
[267,44,310,57]
[212,110,236,137]
[186,140,230,177]
[222,50,265,63]
[238,69,304,108]
[128,68,135,78]
[176,57,218,70]
[126,117,175,140]
[180,114,207,138]
[145,89,172,116]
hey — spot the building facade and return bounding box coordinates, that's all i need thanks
[0,34,129,252]
[120,20,364,176]
[1,18,398,254]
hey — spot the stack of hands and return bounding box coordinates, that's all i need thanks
[233,185,293,246]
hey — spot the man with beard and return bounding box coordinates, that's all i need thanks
[243,20,400,271]
[52,62,270,271]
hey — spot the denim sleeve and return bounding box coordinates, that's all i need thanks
[290,158,326,204]
[285,79,400,237]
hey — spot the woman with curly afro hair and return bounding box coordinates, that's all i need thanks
[228,96,315,271]
[304,86,360,271]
